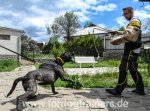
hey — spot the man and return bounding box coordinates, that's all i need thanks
[106,7,145,96]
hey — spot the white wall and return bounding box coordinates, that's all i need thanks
[101,39,124,50]
[0,29,22,55]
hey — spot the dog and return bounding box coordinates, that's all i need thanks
[6,51,77,111]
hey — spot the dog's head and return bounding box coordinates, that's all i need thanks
[59,51,75,63]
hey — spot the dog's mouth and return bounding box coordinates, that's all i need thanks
[69,53,75,62]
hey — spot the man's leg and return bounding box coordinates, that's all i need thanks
[128,54,145,95]
[115,57,128,93]
[106,55,129,96]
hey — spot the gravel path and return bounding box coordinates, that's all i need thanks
[64,67,118,75]
[0,65,108,111]
[0,65,150,111]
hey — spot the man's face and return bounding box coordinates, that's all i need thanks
[123,10,133,20]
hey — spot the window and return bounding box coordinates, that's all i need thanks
[0,34,10,40]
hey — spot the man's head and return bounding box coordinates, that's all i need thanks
[123,7,134,20]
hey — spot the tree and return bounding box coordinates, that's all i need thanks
[21,34,38,54]
[84,21,97,28]
[144,18,150,32]
[47,12,80,41]
[21,34,30,53]
[64,34,102,57]
[118,26,125,31]
[42,37,58,54]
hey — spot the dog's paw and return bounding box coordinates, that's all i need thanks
[53,92,59,95]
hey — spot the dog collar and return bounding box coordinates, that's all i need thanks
[57,57,64,64]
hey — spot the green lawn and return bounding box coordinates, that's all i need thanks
[25,53,54,59]
[63,59,120,68]
[0,59,20,72]
[35,59,121,68]
[35,59,149,89]
[65,60,148,69]
[35,59,148,69]
[42,70,150,89]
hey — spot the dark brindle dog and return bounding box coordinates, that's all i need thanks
[6,51,76,111]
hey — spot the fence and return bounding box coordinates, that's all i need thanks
[0,44,55,64]
[22,49,55,63]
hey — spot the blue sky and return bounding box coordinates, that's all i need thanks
[0,0,150,42]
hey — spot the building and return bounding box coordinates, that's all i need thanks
[37,42,45,53]
[143,40,150,49]
[71,26,109,38]
[71,26,150,59]
[0,26,24,61]
[71,26,112,51]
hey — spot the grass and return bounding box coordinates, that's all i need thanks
[42,70,150,89]
[35,59,149,89]
[25,53,54,59]
[35,59,121,69]
[35,59,148,69]
[64,59,121,68]
[0,59,20,72]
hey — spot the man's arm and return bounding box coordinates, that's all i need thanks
[122,19,141,42]
[110,19,141,45]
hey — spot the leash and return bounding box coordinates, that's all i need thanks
[0,44,35,63]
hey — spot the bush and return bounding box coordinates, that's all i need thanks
[0,59,20,72]
[52,44,65,58]
[65,75,83,89]
[63,34,102,56]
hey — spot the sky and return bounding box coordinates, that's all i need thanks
[0,0,150,42]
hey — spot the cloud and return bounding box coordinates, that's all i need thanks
[145,5,150,11]
[75,11,91,22]
[116,16,128,27]
[133,0,138,2]
[56,0,114,22]
[92,4,117,12]
[134,9,150,20]
[0,0,59,42]
[110,25,118,30]
[116,7,150,28]
[0,0,117,42]
[98,23,107,28]
[85,0,108,5]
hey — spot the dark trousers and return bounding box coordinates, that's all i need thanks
[116,51,144,93]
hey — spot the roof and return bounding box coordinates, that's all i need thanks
[0,26,24,33]
[71,26,108,37]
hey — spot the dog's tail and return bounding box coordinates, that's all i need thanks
[6,76,28,97]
